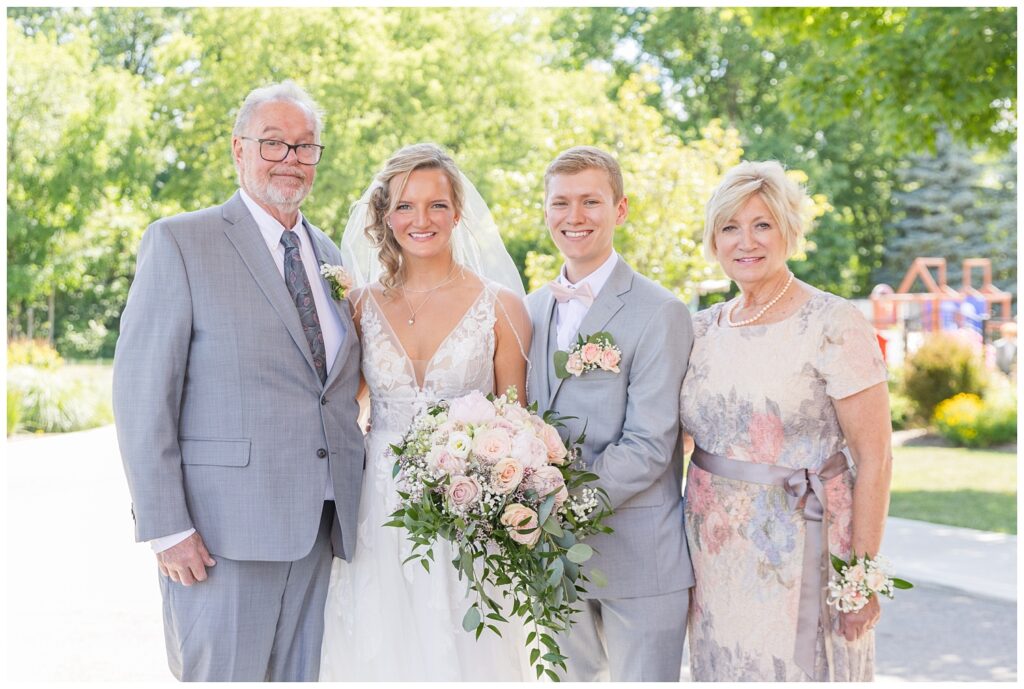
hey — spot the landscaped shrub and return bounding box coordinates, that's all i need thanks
[903,333,988,420]
[933,392,1017,448]
[7,338,63,369]
[6,366,93,433]
[889,390,915,431]
[7,387,22,436]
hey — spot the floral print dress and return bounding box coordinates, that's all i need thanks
[680,288,887,681]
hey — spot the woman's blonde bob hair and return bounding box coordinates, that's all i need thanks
[702,160,808,263]
[366,143,465,292]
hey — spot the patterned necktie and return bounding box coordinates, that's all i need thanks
[548,280,595,308]
[280,230,327,383]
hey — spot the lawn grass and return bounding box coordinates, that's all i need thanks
[889,444,1017,534]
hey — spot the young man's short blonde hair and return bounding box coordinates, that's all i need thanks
[703,160,808,262]
[544,146,624,202]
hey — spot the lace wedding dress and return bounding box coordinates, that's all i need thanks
[319,282,530,681]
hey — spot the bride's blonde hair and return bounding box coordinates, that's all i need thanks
[366,143,465,292]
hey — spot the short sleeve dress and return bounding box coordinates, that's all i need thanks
[680,288,888,681]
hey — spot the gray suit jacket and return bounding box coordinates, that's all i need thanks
[526,257,695,598]
[113,192,364,562]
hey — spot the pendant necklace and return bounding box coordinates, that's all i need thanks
[727,272,794,327]
[401,262,460,326]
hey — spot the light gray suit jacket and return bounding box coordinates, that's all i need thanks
[526,257,695,599]
[113,192,365,562]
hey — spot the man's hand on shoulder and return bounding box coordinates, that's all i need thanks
[157,531,216,586]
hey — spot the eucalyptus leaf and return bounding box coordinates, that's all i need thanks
[589,567,608,588]
[892,578,914,589]
[462,605,481,632]
[566,543,593,564]
[542,515,564,537]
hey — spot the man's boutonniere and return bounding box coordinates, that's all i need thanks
[554,331,621,379]
[320,263,353,301]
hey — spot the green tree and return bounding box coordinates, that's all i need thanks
[880,129,1017,297]
[7,17,154,343]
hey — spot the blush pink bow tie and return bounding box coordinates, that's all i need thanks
[548,281,595,307]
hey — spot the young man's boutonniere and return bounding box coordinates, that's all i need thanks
[319,263,353,301]
[554,332,622,379]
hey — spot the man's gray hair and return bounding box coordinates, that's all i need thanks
[232,80,324,141]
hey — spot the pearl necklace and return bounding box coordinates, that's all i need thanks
[726,272,795,327]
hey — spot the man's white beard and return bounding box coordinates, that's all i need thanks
[242,165,309,211]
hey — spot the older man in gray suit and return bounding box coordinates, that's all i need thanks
[113,81,364,681]
[525,146,694,681]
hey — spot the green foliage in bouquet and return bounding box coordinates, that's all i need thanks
[385,389,614,681]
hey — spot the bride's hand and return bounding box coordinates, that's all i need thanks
[839,595,880,641]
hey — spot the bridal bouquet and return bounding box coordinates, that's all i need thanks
[386,388,613,681]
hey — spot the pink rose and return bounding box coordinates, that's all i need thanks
[748,413,784,463]
[501,404,532,426]
[598,348,621,372]
[500,503,541,548]
[448,391,496,426]
[845,562,867,585]
[553,484,569,508]
[447,475,482,509]
[511,433,549,470]
[865,569,888,593]
[472,427,512,463]
[580,342,601,365]
[540,424,568,464]
[427,447,466,475]
[524,465,565,499]
[491,457,525,494]
[565,353,584,377]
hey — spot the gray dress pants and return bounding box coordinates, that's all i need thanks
[159,502,335,681]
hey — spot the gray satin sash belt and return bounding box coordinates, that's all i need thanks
[691,446,850,679]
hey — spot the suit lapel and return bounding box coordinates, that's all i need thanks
[548,257,634,409]
[305,223,355,391]
[535,289,558,406]
[221,193,319,380]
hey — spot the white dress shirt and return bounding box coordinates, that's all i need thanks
[150,190,343,553]
[554,251,619,351]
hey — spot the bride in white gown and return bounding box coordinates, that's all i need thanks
[319,143,533,681]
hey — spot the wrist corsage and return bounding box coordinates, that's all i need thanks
[554,331,621,379]
[320,263,353,301]
[827,553,913,613]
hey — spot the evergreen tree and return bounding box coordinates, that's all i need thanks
[878,129,1017,300]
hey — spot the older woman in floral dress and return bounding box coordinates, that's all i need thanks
[680,161,893,681]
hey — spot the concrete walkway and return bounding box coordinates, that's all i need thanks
[4,425,1017,681]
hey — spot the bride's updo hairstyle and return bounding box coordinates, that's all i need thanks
[366,143,466,292]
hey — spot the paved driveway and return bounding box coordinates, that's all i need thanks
[5,425,1017,681]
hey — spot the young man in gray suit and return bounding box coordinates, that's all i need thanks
[113,81,364,681]
[525,146,695,681]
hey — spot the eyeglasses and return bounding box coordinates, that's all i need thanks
[238,136,324,165]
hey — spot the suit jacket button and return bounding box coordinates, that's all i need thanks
[317,448,328,459]
[321,397,328,405]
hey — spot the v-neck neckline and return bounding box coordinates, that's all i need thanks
[367,285,489,389]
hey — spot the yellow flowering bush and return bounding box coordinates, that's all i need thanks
[934,392,1016,448]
